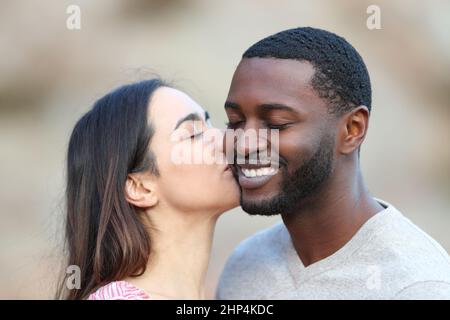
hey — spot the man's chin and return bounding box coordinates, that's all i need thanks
[240,193,282,216]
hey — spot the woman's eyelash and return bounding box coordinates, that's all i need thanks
[190,131,204,140]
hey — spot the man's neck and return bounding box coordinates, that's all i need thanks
[281,171,384,267]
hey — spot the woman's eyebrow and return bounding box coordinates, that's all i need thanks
[173,112,203,131]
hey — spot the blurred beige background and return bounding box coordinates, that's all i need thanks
[0,0,449,299]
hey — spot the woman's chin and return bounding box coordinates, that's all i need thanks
[219,188,241,213]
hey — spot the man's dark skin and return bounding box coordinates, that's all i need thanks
[225,57,384,267]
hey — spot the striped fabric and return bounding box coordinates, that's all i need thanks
[88,280,151,300]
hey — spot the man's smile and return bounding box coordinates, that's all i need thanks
[235,163,280,189]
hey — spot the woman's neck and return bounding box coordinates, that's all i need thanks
[126,209,219,299]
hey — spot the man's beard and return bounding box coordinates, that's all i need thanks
[240,134,335,216]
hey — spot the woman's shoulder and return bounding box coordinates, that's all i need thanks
[87,280,151,300]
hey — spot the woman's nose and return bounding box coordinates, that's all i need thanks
[201,127,228,165]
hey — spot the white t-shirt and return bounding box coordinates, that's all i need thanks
[216,199,450,299]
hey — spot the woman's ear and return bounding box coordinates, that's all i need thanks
[338,106,370,155]
[125,172,158,209]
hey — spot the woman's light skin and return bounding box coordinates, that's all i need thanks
[123,87,239,299]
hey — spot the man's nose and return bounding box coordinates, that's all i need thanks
[235,124,269,160]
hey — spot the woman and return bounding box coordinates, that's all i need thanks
[57,78,239,299]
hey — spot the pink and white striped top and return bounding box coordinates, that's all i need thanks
[88,280,151,300]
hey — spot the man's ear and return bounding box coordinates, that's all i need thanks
[338,106,370,155]
[125,172,158,209]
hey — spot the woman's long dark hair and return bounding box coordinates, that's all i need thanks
[57,79,165,299]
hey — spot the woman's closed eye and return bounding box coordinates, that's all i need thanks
[189,131,204,140]
[186,120,207,140]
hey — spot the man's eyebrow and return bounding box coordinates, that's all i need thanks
[225,102,297,114]
[224,101,240,110]
[174,113,203,130]
[259,103,297,113]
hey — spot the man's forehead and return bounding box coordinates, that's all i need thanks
[233,57,315,84]
[226,58,328,115]
[228,58,317,101]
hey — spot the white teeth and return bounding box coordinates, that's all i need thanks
[241,167,277,178]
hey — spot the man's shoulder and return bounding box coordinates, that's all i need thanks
[358,201,450,285]
[374,203,449,262]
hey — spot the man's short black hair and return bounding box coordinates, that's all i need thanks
[243,27,372,115]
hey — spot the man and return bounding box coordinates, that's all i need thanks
[217,27,450,299]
